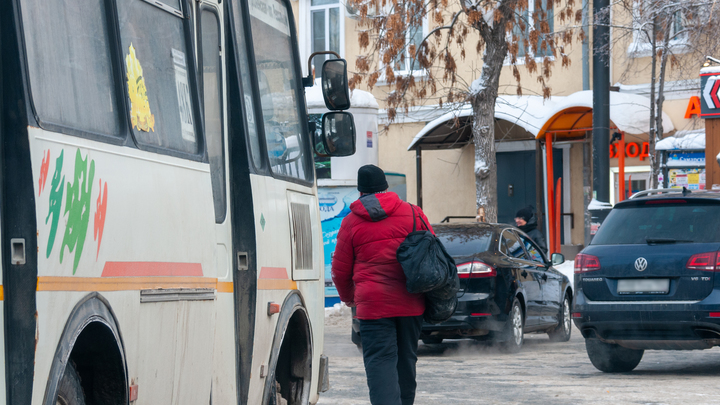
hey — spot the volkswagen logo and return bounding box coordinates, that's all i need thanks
[635,257,648,272]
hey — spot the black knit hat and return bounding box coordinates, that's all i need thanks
[357,164,389,194]
[515,206,533,222]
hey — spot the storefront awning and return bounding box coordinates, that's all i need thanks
[537,91,675,139]
[407,91,675,150]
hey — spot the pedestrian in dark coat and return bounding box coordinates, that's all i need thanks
[515,206,547,252]
[332,164,432,405]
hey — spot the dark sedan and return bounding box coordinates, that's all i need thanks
[419,223,572,352]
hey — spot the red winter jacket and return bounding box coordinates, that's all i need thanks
[331,192,433,320]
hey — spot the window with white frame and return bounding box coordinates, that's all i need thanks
[511,0,554,60]
[628,1,687,57]
[392,14,426,74]
[309,0,342,77]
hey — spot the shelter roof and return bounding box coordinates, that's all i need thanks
[407,90,675,150]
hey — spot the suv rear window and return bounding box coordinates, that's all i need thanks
[436,228,493,257]
[592,203,720,245]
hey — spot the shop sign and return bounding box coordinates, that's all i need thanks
[610,142,650,160]
[700,73,720,118]
[668,151,705,166]
[685,96,701,119]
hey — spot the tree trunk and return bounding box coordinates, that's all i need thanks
[648,17,659,189]
[654,27,672,189]
[470,32,507,223]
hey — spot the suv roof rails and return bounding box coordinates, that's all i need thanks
[629,187,692,199]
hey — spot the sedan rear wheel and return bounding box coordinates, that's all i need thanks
[585,338,644,372]
[548,294,572,342]
[498,298,524,354]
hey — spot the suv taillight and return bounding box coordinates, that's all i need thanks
[686,252,720,271]
[574,253,600,273]
[457,261,496,278]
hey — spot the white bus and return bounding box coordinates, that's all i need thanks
[0,0,355,403]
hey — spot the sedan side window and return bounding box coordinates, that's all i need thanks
[518,233,545,264]
[502,230,526,260]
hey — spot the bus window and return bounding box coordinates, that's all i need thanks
[201,10,226,223]
[116,0,199,155]
[229,0,264,170]
[20,0,121,137]
[248,0,312,182]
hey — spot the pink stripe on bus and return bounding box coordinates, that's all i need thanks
[101,262,203,277]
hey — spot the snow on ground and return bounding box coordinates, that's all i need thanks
[554,259,575,294]
[325,302,353,327]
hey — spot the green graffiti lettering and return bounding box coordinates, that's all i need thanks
[60,150,95,274]
[45,150,65,258]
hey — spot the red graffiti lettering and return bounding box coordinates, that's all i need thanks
[39,150,50,195]
[94,179,108,260]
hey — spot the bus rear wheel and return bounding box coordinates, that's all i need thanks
[56,361,85,405]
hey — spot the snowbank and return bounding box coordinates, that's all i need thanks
[325,302,352,318]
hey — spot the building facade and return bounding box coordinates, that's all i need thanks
[291,0,709,253]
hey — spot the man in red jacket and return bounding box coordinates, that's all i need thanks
[332,164,432,405]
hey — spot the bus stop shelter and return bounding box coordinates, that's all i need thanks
[409,90,674,254]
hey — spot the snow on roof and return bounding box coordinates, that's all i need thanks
[407,90,674,150]
[588,198,613,210]
[656,129,705,151]
[304,78,379,110]
[407,95,553,150]
[701,65,720,75]
[542,90,674,136]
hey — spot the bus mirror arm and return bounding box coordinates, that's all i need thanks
[303,51,341,87]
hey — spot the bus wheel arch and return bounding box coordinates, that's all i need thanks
[43,293,128,405]
[262,291,313,405]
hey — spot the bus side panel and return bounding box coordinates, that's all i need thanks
[247,174,323,404]
[28,128,217,404]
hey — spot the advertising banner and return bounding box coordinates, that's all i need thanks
[318,186,360,306]
[669,168,706,190]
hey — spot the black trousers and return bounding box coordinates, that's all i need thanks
[358,315,423,405]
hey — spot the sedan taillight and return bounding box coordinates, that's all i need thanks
[686,252,720,271]
[457,260,496,278]
[574,253,600,273]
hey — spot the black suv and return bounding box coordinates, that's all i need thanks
[574,190,720,372]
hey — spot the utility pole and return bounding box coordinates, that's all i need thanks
[592,0,610,203]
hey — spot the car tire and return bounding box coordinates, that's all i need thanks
[548,294,572,342]
[585,338,644,373]
[421,336,443,345]
[56,361,85,405]
[497,298,524,354]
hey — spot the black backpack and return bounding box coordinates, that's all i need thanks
[396,204,459,323]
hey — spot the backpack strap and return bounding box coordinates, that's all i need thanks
[409,203,417,233]
[408,203,430,232]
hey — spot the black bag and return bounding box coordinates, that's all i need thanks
[423,295,458,325]
[396,204,457,294]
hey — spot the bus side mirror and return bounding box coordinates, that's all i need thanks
[316,112,355,157]
[321,59,351,111]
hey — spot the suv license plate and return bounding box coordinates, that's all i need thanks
[617,279,669,294]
